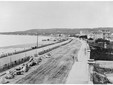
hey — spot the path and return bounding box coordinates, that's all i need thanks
[0,38,90,84]
[66,39,90,84]
[0,40,70,66]
[0,39,71,77]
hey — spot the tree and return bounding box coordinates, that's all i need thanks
[95,38,110,44]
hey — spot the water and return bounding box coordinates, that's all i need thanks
[0,39,69,67]
[0,35,54,55]
[0,35,53,47]
[0,34,57,67]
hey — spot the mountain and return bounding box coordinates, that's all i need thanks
[0,27,113,35]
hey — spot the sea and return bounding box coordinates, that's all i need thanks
[0,34,56,66]
[0,34,54,55]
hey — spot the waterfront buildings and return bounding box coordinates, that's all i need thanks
[80,29,111,40]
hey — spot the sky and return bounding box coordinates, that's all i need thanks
[0,1,113,32]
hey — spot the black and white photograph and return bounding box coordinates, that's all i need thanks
[0,1,113,84]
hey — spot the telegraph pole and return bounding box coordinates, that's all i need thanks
[37,33,38,48]
[35,33,38,57]
[10,56,12,66]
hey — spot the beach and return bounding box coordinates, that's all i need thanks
[0,35,55,56]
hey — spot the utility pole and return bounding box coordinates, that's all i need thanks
[10,57,12,67]
[35,33,38,57]
[37,33,38,48]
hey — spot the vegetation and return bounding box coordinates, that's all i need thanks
[93,72,111,84]
[95,38,110,44]
[88,38,113,60]
[88,38,113,83]
[92,64,112,84]
[90,46,113,60]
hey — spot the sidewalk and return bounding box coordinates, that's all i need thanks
[66,39,89,84]
[66,62,88,84]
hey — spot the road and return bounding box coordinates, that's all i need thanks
[0,40,70,66]
[66,39,90,84]
[1,38,90,84]
[0,39,70,76]
[5,38,80,84]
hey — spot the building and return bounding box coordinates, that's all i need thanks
[101,29,111,40]
[89,30,103,39]
[80,30,89,36]
[80,29,111,40]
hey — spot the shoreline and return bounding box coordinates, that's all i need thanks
[0,41,55,49]
[0,41,55,56]
[0,34,55,48]
[0,43,36,49]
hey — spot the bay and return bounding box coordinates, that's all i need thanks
[0,35,54,55]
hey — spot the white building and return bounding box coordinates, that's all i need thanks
[80,30,111,40]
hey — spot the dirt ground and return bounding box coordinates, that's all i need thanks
[8,39,81,84]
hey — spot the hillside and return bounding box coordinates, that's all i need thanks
[0,27,113,35]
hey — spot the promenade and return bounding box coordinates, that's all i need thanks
[0,40,70,66]
[66,39,90,84]
[4,38,81,84]
[0,39,71,76]
[0,38,91,84]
